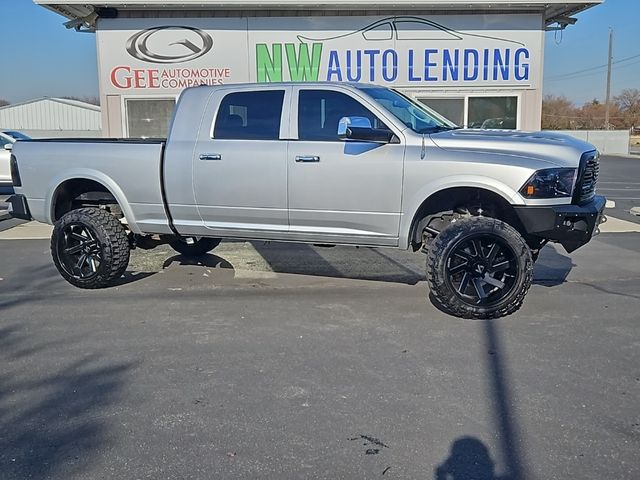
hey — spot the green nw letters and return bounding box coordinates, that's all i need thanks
[256,43,323,82]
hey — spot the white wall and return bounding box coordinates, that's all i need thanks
[0,99,101,131]
[549,130,630,155]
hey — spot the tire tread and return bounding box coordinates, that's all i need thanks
[51,207,130,289]
[426,217,533,319]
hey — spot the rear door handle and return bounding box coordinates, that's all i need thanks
[295,155,320,163]
[199,153,222,161]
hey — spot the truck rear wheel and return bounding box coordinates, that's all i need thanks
[169,237,221,257]
[51,207,130,289]
[426,217,533,319]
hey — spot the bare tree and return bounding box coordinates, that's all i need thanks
[0,99,10,107]
[614,88,640,128]
[542,95,577,130]
[577,99,624,129]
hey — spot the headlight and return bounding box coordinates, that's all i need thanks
[520,168,577,199]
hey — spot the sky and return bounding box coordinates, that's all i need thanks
[543,0,640,105]
[0,0,638,106]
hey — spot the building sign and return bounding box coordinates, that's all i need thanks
[97,15,542,95]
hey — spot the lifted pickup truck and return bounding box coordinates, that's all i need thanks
[9,82,605,319]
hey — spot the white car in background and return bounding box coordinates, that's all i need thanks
[0,130,30,187]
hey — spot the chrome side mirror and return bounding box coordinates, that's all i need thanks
[338,116,395,143]
[337,116,373,140]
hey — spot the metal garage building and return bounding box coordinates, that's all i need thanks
[0,97,101,138]
[36,0,601,138]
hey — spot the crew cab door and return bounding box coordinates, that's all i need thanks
[287,87,404,246]
[192,87,290,234]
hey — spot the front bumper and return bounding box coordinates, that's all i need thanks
[7,194,32,221]
[514,195,606,253]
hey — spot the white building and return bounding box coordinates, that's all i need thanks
[0,97,101,138]
[36,0,601,138]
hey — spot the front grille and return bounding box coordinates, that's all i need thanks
[575,151,599,204]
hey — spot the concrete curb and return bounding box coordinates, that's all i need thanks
[0,221,53,240]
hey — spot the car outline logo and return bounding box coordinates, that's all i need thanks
[296,16,525,47]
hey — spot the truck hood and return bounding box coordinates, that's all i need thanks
[429,129,596,168]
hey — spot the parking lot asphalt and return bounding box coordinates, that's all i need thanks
[0,154,639,479]
[598,155,640,223]
[0,232,639,480]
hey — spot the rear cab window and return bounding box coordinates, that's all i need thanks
[213,90,285,140]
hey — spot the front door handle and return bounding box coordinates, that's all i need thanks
[199,153,222,161]
[295,155,320,163]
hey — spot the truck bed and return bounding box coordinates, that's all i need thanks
[13,138,170,234]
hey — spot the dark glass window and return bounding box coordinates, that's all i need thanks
[418,98,465,127]
[214,90,284,140]
[468,96,518,130]
[298,90,386,142]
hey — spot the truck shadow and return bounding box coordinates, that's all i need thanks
[145,241,575,288]
[0,325,134,479]
[161,252,233,271]
[249,242,424,284]
[159,242,423,284]
[532,245,575,287]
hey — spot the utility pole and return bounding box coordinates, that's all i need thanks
[605,27,613,130]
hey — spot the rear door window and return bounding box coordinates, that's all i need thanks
[214,90,285,140]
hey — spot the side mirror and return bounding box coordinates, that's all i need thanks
[337,116,395,143]
[3,143,12,151]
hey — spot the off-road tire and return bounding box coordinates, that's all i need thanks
[51,207,130,289]
[169,237,221,257]
[426,216,533,319]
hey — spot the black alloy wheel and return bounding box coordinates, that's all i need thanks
[56,223,103,280]
[445,235,518,306]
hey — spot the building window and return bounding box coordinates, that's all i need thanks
[468,96,518,129]
[418,98,464,126]
[126,98,176,138]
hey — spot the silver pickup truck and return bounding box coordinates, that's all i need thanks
[9,82,605,319]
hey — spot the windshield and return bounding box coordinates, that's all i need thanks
[3,131,31,141]
[362,87,458,133]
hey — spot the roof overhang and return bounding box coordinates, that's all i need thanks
[35,0,603,28]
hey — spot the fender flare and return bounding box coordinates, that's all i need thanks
[46,169,142,234]
[400,176,523,248]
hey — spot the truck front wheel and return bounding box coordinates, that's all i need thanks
[426,217,533,319]
[51,207,130,289]
[169,237,221,257]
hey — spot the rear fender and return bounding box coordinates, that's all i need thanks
[46,169,141,234]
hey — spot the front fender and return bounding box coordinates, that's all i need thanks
[399,175,523,249]
[45,169,142,234]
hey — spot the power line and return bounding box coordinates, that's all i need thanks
[546,52,640,80]
[545,57,640,82]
